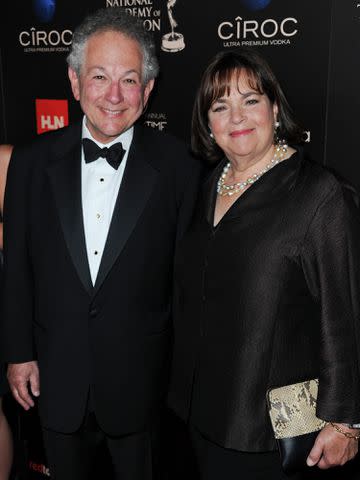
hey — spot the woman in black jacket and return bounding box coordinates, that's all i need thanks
[168,49,360,479]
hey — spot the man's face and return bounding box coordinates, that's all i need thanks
[68,30,154,144]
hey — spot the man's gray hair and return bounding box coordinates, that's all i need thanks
[67,8,159,85]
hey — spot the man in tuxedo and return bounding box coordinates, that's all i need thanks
[1,8,201,480]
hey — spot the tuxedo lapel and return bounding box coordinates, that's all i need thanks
[93,127,158,294]
[47,123,93,294]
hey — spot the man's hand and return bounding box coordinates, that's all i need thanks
[307,423,358,469]
[7,361,40,410]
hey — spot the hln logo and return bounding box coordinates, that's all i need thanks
[41,115,64,130]
[36,99,68,134]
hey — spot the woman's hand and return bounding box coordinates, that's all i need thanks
[307,423,359,469]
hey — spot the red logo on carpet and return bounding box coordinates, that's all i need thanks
[36,99,69,134]
[29,460,50,477]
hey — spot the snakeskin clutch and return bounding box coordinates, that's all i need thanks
[267,379,326,473]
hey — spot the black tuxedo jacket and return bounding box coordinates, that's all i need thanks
[1,122,202,435]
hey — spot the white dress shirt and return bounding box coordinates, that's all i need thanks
[81,117,133,285]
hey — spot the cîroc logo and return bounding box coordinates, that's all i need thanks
[218,15,298,48]
[21,0,72,53]
[19,27,72,53]
[240,0,271,11]
[33,0,56,23]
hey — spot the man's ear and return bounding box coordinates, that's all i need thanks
[68,67,81,101]
[143,79,155,109]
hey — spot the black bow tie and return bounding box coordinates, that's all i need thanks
[82,138,125,170]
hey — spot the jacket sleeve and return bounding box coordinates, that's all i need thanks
[1,146,35,363]
[301,182,360,423]
[173,143,204,246]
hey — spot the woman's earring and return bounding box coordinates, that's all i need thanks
[274,120,280,143]
[208,125,214,139]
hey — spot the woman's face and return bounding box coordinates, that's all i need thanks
[207,70,278,165]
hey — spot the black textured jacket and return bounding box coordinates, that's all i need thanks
[168,150,360,451]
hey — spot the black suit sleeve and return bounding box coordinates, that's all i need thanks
[173,145,204,245]
[301,182,360,423]
[1,146,35,363]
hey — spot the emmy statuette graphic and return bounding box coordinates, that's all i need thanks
[161,0,185,52]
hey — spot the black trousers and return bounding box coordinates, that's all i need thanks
[190,427,360,480]
[42,412,153,480]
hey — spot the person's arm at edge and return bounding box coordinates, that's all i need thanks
[0,144,13,249]
[1,144,39,410]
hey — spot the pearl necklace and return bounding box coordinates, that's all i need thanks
[217,142,288,197]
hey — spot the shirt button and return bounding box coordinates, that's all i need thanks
[89,307,98,317]
[94,251,98,255]
[100,178,104,182]
[96,213,101,219]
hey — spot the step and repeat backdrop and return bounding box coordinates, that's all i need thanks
[0,0,360,478]
[2,0,359,170]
